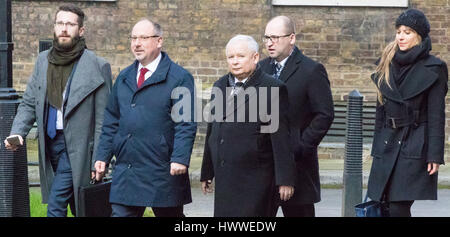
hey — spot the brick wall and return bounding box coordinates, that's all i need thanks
[10,0,450,161]
[11,0,271,91]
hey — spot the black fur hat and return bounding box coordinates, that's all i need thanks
[395,9,430,38]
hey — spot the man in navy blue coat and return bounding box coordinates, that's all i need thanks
[94,19,197,217]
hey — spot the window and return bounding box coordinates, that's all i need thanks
[39,39,52,53]
[272,0,408,7]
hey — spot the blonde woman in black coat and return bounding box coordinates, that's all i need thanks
[367,9,448,217]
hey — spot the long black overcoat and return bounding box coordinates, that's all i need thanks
[200,68,296,217]
[259,47,335,204]
[367,55,448,202]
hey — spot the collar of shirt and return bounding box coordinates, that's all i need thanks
[234,77,248,85]
[277,55,289,68]
[137,52,162,82]
[230,77,248,96]
[271,47,294,68]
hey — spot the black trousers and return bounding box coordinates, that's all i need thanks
[270,203,315,217]
[152,206,185,217]
[281,204,315,217]
[387,201,414,217]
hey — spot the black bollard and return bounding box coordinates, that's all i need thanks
[0,0,30,217]
[341,90,363,217]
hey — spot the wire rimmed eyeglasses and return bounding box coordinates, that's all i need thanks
[129,35,161,42]
[54,21,79,28]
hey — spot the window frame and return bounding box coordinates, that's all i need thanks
[271,0,408,7]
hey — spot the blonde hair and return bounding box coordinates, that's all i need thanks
[375,30,422,103]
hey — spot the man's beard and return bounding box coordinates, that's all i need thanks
[54,33,79,50]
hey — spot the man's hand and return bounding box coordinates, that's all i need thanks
[94,161,107,181]
[279,185,294,201]
[170,162,187,176]
[201,180,214,195]
[428,162,440,175]
[4,135,24,151]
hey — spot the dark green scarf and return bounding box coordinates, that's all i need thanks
[47,36,86,109]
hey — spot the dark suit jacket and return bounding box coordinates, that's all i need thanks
[95,52,197,207]
[200,67,296,217]
[367,55,448,202]
[259,46,334,204]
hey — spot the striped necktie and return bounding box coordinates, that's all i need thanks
[273,63,282,80]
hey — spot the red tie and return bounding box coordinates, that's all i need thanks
[137,67,149,89]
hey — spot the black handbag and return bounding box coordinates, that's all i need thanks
[355,194,389,217]
[78,178,112,217]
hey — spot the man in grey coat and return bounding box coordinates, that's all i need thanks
[3,4,112,217]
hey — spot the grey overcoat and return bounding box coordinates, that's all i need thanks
[10,49,112,213]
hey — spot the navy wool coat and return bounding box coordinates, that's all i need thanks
[95,52,197,207]
[367,55,448,202]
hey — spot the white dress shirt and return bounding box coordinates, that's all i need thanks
[277,55,289,69]
[56,88,66,130]
[136,53,162,84]
[274,47,294,73]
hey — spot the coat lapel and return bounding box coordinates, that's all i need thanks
[278,46,303,83]
[64,50,105,119]
[372,56,442,103]
[123,52,172,93]
[123,61,139,92]
[215,75,229,121]
[371,72,404,103]
[137,52,171,91]
[38,53,49,123]
[398,57,441,100]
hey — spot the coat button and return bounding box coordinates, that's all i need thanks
[220,139,224,144]
[220,160,225,167]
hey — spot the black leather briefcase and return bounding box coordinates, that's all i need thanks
[78,178,112,217]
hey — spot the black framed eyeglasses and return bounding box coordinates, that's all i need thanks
[263,33,293,43]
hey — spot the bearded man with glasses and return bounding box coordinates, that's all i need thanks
[259,16,335,217]
[5,4,112,217]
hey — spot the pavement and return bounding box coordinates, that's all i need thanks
[184,187,450,217]
[189,158,450,187]
[27,157,450,217]
[184,158,450,217]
